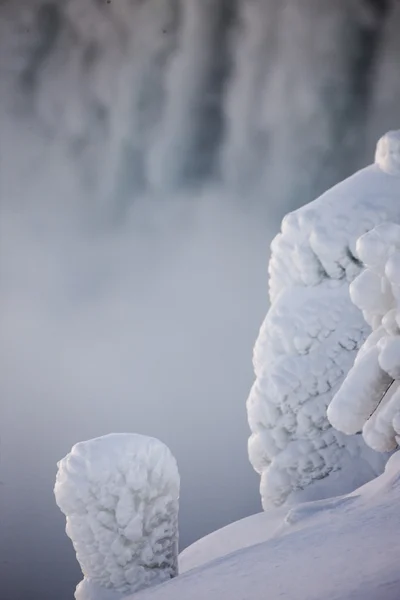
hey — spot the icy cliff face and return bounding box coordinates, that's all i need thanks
[1,0,397,220]
[248,131,400,509]
[54,434,180,599]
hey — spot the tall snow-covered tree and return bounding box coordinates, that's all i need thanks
[247,130,400,509]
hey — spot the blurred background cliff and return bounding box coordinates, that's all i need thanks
[2,0,399,220]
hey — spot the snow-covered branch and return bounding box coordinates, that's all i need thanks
[328,221,400,452]
[54,434,180,600]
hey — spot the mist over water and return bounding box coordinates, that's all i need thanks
[1,190,269,600]
[2,1,400,599]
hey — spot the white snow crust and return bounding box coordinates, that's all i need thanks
[54,434,180,600]
[248,131,400,508]
[328,222,400,452]
[130,451,400,600]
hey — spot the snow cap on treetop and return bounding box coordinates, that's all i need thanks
[375,130,400,175]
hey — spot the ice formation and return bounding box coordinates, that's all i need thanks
[247,130,400,509]
[328,222,400,453]
[54,434,180,600]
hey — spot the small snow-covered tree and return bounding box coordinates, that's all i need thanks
[247,130,400,510]
[328,220,400,452]
[54,433,180,600]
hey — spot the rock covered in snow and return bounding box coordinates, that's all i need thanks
[248,131,400,509]
[328,222,400,453]
[54,433,180,600]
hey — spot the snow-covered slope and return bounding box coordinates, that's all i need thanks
[130,451,400,600]
[247,131,400,509]
[179,508,288,574]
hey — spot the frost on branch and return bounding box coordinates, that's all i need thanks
[54,434,180,600]
[328,222,400,453]
[248,131,400,510]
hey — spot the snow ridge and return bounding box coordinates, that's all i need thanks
[248,131,400,509]
[54,434,180,600]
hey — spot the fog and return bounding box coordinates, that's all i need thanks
[0,186,274,599]
[2,1,400,599]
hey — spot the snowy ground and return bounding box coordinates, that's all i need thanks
[129,451,400,600]
[179,508,288,574]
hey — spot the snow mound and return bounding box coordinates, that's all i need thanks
[54,433,180,600]
[248,132,400,509]
[328,223,400,453]
[130,451,400,600]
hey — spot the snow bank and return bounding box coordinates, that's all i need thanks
[248,131,400,508]
[131,451,400,600]
[328,222,400,452]
[54,434,180,600]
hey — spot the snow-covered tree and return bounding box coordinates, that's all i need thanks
[54,434,180,600]
[247,130,400,510]
[328,219,400,452]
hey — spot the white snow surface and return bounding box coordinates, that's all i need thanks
[128,451,400,600]
[54,434,180,599]
[179,509,288,574]
[247,131,400,509]
[328,222,400,453]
